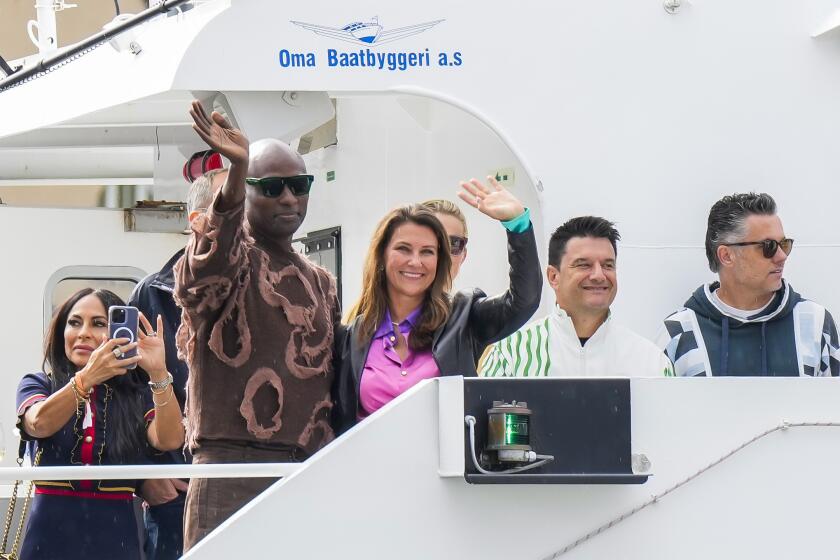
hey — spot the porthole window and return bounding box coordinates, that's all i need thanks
[44,266,147,329]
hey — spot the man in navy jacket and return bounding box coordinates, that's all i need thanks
[130,167,227,560]
[658,192,839,377]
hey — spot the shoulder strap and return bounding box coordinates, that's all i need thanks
[1,438,42,558]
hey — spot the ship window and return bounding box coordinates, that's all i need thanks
[293,226,342,306]
[44,266,147,329]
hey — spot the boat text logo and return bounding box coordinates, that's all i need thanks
[291,17,443,47]
[280,17,462,72]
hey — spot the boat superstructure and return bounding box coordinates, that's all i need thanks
[1,1,840,558]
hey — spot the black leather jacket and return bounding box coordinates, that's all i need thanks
[332,225,542,434]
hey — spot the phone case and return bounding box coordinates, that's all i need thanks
[108,305,139,368]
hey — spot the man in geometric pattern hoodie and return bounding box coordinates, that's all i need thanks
[658,192,839,377]
[659,280,839,376]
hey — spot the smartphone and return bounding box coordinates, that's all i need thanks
[108,305,139,368]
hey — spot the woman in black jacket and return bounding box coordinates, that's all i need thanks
[333,177,542,433]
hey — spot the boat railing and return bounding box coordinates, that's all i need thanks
[0,462,302,482]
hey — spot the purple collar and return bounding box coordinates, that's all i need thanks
[373,306,422,339]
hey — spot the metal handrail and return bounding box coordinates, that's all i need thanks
[0,463,302,481]
[0,0,193,92]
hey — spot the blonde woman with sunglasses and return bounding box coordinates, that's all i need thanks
[422,198,470,282]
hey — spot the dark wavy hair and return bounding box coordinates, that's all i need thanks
[43,288,148,464]
[346,204,452,349]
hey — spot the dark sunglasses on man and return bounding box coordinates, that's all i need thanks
[449,235,468,257]
[722,238,794,259]
[244,175,315,197]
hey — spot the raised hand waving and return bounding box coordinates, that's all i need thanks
[189,100,249,166]
[457,176,526,222]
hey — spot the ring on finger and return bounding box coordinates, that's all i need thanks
[112,347,123,359]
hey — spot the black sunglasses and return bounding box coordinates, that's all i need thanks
[244,175,314,197]
[449,235,468,256]
[723,238,794,259]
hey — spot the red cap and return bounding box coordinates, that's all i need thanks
[183,150,223,183]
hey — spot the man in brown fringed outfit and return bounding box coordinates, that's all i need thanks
[175,101,339,551]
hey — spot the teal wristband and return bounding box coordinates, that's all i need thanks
[501,207,531,234]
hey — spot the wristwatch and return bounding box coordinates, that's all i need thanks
[148,372,173,392]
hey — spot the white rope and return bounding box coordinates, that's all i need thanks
[541,421,840,559]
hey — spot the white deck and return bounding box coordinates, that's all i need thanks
[180,377,840,559]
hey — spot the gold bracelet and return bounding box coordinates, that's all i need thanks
[70,382,82,406]
[75,373,91,396]
[71,374,90,403]
[152,385,173,407]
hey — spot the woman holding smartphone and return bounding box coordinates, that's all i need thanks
[15,288,184,560]
[332,177,542,433]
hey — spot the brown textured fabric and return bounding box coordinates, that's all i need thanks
[182,443,305,551]
[174,191,339,456]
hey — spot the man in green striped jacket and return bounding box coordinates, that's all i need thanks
[479,216,673,378]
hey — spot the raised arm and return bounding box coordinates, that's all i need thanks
[457,176,543,345]
[188,100,249,213]
[140,314,185,451]
[175,102,252,316]
[21,338,140,439]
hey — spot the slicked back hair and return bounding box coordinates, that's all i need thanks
[548,216,620,267]
[705,192,777,273]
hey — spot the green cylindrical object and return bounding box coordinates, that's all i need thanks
[486,401,532,451]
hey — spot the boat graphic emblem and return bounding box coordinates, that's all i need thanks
[291,17,444,47]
